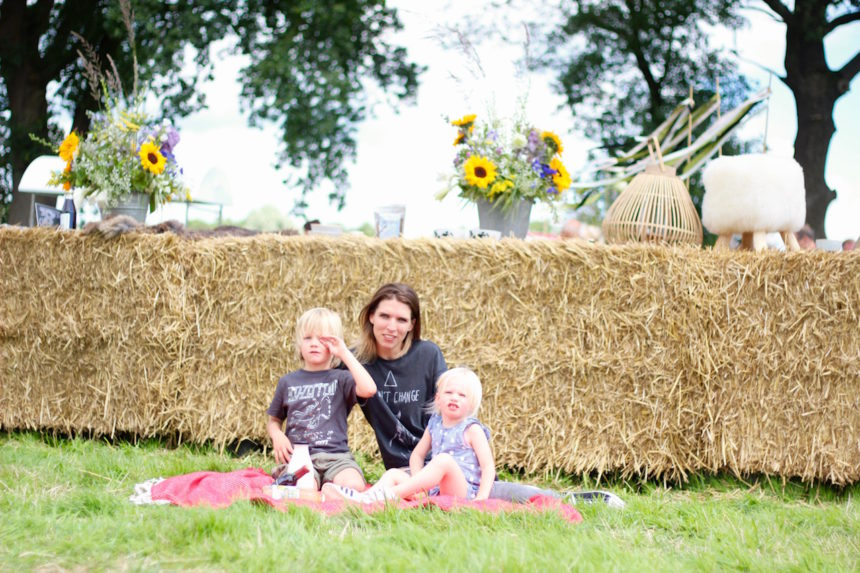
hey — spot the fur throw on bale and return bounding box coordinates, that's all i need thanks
[701,154,806,235]
[82,215,299,239]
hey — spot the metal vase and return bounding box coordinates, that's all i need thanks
[105,192,149,223]
[476,198,533,239]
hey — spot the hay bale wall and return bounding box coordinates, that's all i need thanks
[1,227,858,483]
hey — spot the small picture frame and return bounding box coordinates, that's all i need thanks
[469,228,502,240]
[34,203,62,228]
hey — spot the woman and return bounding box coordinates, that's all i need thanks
[354,283,445,471]
[353,283,561,502]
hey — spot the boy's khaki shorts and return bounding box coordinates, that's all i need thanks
[310,451,364,485]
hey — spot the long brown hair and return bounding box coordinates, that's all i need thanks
[354,283,422,363]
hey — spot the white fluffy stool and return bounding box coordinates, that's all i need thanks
[702,154,806,251]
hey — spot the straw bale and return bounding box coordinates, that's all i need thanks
[1,226,858,483]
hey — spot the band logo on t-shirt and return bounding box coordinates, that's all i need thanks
[287,380,338,401]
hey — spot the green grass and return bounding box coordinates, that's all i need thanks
[1,431,857,572]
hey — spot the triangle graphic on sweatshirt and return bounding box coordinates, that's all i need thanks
[384,371,398,388]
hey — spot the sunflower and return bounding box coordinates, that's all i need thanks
[58,132,79,163]
[550,157,571,192]
[463,155,497,189]
[454,131,467,145]
[139,140,167,175]
[541,131,564,155]
[451,114,476,127]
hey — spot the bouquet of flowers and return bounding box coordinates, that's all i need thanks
[43,0,187,214]
[48,94,188,213]
[438,112,572,211]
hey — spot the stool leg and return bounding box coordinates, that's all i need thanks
[741,232,754,250]
[752,231,767,252]
[783,231,801,252]
[714,235,732,250]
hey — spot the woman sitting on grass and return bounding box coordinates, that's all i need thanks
[323,367,494,503]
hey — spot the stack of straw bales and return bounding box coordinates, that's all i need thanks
[1,227,858,483]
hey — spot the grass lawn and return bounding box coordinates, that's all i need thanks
[1,431,857,572]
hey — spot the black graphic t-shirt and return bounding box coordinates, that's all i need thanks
[266,368,357,455]
[359,340,447,469]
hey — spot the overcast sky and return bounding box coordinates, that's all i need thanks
[162,1,858,240]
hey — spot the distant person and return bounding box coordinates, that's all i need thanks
[560,218,582,240]
[303,219,321,234]
[323,367,495,503]
[795,225,816,250]
[842,238,856,251]
[266,308,377,492]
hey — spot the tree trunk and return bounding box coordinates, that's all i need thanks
[781,1,842,239]
[5,77,51,226]
[0,0,52,226]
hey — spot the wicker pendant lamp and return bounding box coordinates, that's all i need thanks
[602,137,703,245]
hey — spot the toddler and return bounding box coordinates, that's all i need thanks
[323,367,494,502]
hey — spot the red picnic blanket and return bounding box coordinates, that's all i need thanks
[150,468,582,524]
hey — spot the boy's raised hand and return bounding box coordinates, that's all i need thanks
[318,335,348,359]
[319,334,377,398]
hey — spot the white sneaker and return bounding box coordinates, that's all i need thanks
[358,485,399,504]
[321,483,365,504]
[564,490,625,509]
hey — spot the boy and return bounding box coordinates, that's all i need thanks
[266,308,376,490]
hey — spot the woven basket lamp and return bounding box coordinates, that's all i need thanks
[602,138,703,245]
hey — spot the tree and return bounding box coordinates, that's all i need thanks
[544,0,749,154]
[0,0,235,225]
[534,0,753,234]
[234,0,421,213]
[758,0,860,238]
[0,0,421,224]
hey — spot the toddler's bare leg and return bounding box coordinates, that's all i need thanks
[390,453,468,499]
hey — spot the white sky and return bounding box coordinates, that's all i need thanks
[156,1,859,241]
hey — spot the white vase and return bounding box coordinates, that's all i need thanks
[105,192,149,223]
[476,197,533,239]
[287,444,316,489]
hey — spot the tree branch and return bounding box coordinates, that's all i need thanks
[739,4,784,23]
[837,50,860,89]
[759,0,792,23]
[729,47,786,84]
[826,10,860,34]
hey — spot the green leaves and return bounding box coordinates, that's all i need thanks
[1,0,421,222]
[234,0,423,213]
[544,0,750,153]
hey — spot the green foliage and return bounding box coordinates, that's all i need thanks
[1,431,858,571]
[234,0,423,214]
[541,0,750,154]
[239,205,297,232]
[0,0,234,224]
[0,0,421,223]
[355,222,375,237]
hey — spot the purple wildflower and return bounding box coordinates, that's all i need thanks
[162,127,180,154]
[532,160,557,179]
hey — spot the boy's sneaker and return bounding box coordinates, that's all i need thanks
[321,483,365,504]
[563,490,625,509]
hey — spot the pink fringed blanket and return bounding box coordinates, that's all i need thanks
[149,468,582,524]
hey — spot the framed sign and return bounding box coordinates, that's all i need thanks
[34,203,62,228]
